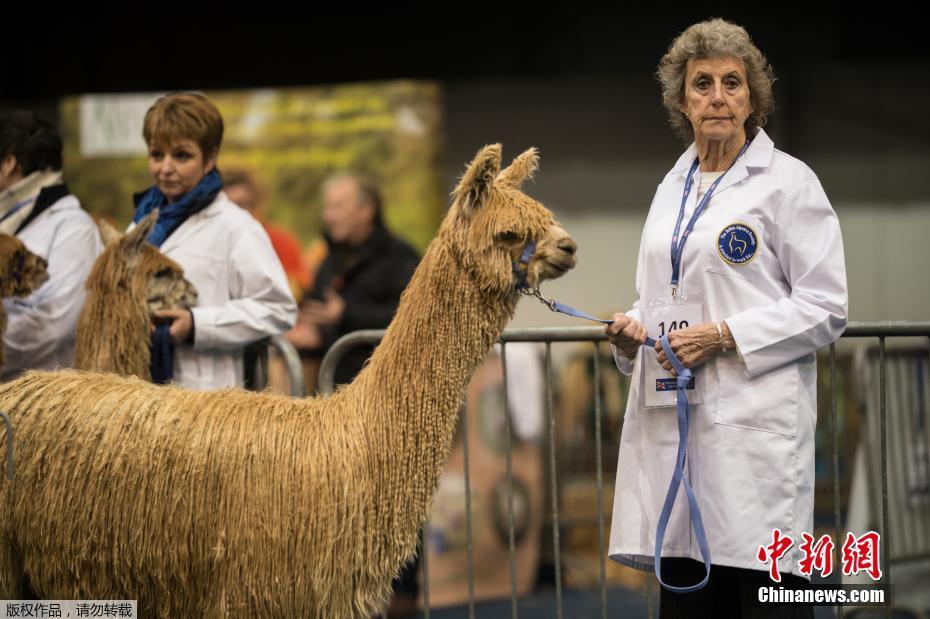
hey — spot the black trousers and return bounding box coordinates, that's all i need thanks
[659,558,815,619]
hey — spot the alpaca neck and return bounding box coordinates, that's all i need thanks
[349,230,517,532]
[75,286,150,380]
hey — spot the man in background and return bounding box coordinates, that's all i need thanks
[287,171,419,389]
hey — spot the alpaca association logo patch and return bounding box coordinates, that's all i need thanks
[716,222,758,265]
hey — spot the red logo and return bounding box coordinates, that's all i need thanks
[757,529,794,582]
[758,530,883,581]
[841,532,883,581]
[798,533,835,577]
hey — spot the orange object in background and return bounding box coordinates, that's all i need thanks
[300,239,328,295]
[263,222,308,301]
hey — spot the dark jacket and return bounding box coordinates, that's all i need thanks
[305,223,419,385]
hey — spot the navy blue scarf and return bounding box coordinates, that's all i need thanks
[132,169,223,248]
[134,170,222,383]
[150,324,174,385]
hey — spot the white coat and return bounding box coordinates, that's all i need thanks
[1,194,102,380]
[138,191,297,391]
[608,129,848,578]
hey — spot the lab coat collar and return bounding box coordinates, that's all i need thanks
[670,128,775,174]
[671,129,775,197]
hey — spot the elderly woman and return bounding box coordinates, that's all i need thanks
[606,19,847,618]
[133,92,296,390]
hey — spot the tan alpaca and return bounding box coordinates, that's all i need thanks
[74,211,197,380]
[0,235,50,368]
[0,145,577,618]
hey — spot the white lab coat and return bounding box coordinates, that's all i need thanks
[608,129,848,578]
[135,191,297,391]
[1,194,102,380]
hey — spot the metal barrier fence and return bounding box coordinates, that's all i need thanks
[246,334,306,397]
[320,322,930,618]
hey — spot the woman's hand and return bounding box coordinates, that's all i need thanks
[655,321,733,375]
[606,313,648,359]
[153,309,194,345]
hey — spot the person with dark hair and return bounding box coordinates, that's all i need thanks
[0,111,102,380]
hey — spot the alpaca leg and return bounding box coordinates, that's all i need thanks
[0,537,28,599]
[0,486,27,598]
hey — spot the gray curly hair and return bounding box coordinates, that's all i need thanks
[657,18,775,141]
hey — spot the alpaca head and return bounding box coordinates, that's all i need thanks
[447,144,576,297]
[0,234,49,298]
[94,211,197,314]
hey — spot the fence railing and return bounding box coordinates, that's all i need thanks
[246,334,305,397]
[319,322,930,617]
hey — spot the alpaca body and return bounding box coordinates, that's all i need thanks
[0,371,366,616]
[0,145,577,617]
[0,234,502,617]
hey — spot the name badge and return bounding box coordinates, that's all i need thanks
[642,295,704,409]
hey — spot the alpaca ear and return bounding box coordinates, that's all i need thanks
[123,209,159,252]
[98,219,123,246]
[453,144,502,218]
[497,147,539,190]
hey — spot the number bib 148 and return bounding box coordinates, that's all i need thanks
[642,295,704,409]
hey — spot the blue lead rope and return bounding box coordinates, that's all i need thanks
[543,296,709,590]
[150,324,174,385]
[517,243,710,592]
[653,335,711,592]
[546,299,657,347]
[517,284,656,349]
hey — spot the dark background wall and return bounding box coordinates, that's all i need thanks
[7,14,929,322]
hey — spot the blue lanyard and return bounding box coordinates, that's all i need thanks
[669,142,750,294]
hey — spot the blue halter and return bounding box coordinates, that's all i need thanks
[512,240,537,290]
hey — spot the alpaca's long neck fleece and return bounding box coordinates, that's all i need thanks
[74,286,150,380]
[345,229,518,548]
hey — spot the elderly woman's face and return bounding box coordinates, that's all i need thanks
[147,139,216,203]
[680,56,753,144]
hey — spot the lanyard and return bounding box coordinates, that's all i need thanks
[669,142,750,296]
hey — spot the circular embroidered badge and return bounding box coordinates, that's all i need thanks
[716,223,759,265]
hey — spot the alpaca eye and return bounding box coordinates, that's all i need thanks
[153,268,173,278]
[495,231,521,244]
